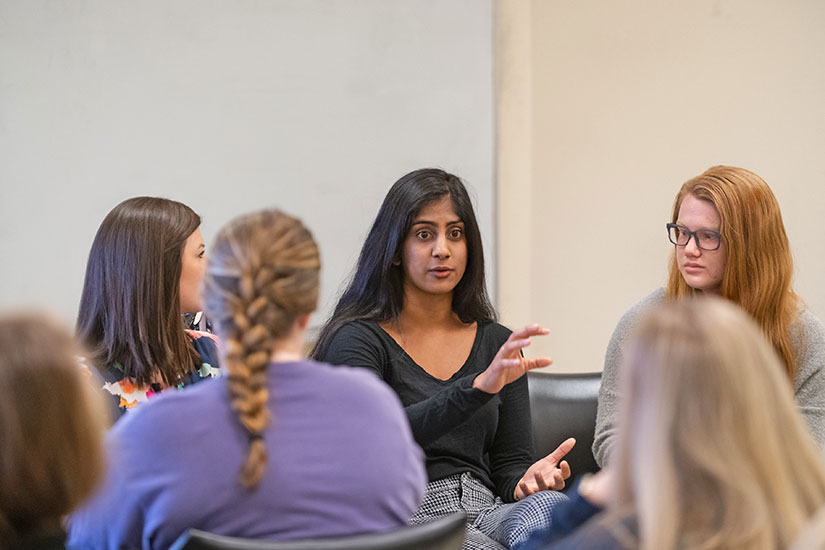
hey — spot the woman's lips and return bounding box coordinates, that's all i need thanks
[682,263,704,273]
[429,267,454,278]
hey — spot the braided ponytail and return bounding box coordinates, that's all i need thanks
[203,210,320,489]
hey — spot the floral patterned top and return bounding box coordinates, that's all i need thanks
[82,329,220,420]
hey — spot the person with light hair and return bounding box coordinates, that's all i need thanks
[0,314,106,549]
[524,298,825,549]
[68,209,425,549]
[594,165,825,467]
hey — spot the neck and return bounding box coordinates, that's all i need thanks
[398,285,456,328]
[269,323,307,363]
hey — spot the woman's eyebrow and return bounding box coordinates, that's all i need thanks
[411,219,463,226]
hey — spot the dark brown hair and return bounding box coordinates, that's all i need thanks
[0,314,105,543]
[203,209,320,488]
[76,196,202,387]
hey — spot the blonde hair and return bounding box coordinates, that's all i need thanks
[0,314,105,544]
[612,298,825,549]
[203,210,320,489]
[666,165,799,378]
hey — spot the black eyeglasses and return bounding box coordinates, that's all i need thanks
[666,223,722,251]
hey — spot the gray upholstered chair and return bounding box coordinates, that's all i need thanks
[527,371,602,486]
[169,512,467,550]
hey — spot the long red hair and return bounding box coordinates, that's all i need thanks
[666,166,799,378]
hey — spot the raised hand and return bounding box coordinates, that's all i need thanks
[473,324,552,394]
[514,437,576,501]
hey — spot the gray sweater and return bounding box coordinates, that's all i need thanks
[593,288,825,467]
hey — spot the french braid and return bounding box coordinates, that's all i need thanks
[203,210,320,489]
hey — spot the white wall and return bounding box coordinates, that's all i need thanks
[498,0,825,372]
[0,1,495,330]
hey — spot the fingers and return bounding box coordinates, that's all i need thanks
[499,337,532,357]
[516,478,531,501]
[525,357,553,370]
[510,324,550,340]
[533,471,550,492]
[559,460,571,480]
[546,437,576,464]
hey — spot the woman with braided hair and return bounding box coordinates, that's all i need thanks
[69,209,426,549]
[314,168,575,550]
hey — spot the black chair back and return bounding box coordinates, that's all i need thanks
[527,371,601,485]
[170,512,467,550]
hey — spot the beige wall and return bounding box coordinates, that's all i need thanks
[497,0,825,372]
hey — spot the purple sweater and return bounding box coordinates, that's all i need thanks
[68,359,426,549]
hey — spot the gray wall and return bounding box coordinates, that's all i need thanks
[0,1,495,330]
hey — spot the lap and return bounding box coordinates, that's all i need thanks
[412,473,568,549]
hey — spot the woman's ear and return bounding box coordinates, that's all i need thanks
[392,258,401,266]
[295,313,311,331]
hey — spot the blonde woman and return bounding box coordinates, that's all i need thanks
[69,210,425,549]
[525,298,825,549]
[594,165,825,466]
[0,314,105,549]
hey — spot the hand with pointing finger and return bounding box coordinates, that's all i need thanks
[514,437,576,500]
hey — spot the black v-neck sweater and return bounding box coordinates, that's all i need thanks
[322,320,535,503]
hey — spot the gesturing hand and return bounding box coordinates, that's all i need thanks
[473,324,552,394]
[514,437,576,501]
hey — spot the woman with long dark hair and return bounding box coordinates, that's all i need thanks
[76,196,219,417]
[314,168,574,549]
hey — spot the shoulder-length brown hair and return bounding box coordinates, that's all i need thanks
[0,314,105,543]
[666,166,799,377]
[76,196,201,387]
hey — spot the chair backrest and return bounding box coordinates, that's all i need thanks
[170,512,467,550]
[527,371,602,485]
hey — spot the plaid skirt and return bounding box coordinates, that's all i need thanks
[410,472,568,550]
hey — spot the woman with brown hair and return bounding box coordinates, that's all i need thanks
[76,196,220,418]
[0,314,105,550]
[525,298,825,549]
[68,209,425,549]
[593,165,825,466]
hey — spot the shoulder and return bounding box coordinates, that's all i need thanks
[111,376,223,440]
[607,289,665,343]
[478,320,512,345]
[618,288,665,330]
[792,308,825,349]
[791,308,825,383]
[328,319,384,342]
[293,359,406,416]
[323,320,393,364]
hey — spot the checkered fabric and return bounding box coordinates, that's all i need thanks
[410,472,568,549]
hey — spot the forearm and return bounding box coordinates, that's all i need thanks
[405,375,494,446]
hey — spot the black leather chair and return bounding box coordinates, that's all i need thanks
[169,512,467,550]
[527,371,601,486]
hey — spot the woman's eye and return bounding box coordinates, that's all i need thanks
[416,231,431,240]
[198,251,206,258]
[450,229,463,239]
